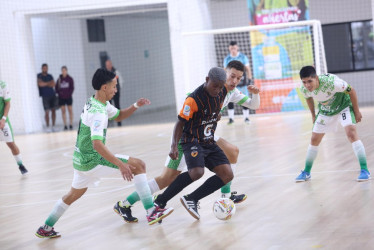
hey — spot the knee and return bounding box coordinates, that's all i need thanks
[134,158,146,173]
[230,145,239,162]
[223,171,234,184]
[189,168,204,181]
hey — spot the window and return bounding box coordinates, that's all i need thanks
[322,20,374,73]
[87,19,106,42]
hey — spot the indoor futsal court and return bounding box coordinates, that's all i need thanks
[1,0,374,249]
[1,110,373,249]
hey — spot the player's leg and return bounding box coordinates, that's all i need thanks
[51,108,56,128]
[181,144,232,219]
[238,85,250,123]
[2,119,27,174]
[36,181,88,239]
[67,102,73,129]
[227,102,235,124]
[340,107,370,181]
[44,110,50,128]
[216,136,246,203]
[113,156,173,225]
[61,104,67,130]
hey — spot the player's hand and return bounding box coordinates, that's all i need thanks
[136,98,151,108]
[0,119,5,130]
[247,85,260,94]
[169,144,179,160]
[354,109,362,123]
[118,162,135,181]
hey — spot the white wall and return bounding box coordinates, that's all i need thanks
[31,18,87,128]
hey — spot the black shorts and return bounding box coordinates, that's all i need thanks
[182,141,229,171]
[42,95,58,111]
[59,97,73,106]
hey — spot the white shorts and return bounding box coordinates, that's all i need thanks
[0,119,14,142]
[313,106,356,134]
[72,154,129,189]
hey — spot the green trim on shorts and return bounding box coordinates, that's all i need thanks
[91,135,104,141]
[166,143,184,170]
[349,106,356,124]
[6,119,14,141]
[109,109,120,120]
[100,156,129,169]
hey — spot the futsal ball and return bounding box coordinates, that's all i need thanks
[213,198,236,220]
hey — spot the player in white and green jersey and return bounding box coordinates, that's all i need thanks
[0,80,28,175]
[36,69,173,239]
[295,66,370,182]
[120,61,260,220]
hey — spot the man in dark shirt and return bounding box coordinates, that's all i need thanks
[56,66,74,130]
[37,63,57,132]
[154,67,233,220]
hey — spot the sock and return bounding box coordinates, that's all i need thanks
[156,172,193,205]
[304,144,318,173]
[243,109,249,119]
[352,140,368,171]
[122,178,160,206]
[14,154,23,166]
[221,164,236,195]
[44,199,70,229]
[188,175,225,201]
[228,109,234,120]
[134,174,154,211]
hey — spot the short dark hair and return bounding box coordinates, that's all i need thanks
[61,66,67,70]
[300,66,317,79]
[226,60,244,72]
[229,41,237,46]
[92,68,116,90]
[42,63,48,68]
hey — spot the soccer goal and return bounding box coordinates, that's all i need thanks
[180,20,327,114]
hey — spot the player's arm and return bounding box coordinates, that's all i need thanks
[169,119,185,160]
[0,100,10,130]
[306,97,316,123]
[92,140,134,181]
[37,77,48,87]
[114,98,151,122]
[347,86,362,123]
[47,79,56,88]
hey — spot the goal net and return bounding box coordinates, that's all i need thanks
[180,20,327,115]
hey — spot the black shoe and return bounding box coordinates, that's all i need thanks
[244,118,250,124]
[69,125,73,130]
[113,201,138,223]
[19,164,28,175]
[228,118,234,125]
[64,126,68,131]
[180,195,200,220]
[229,191,247,204]
[35,226,61,238]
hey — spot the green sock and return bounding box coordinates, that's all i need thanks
[126,191,140,205]
[304,145,318,173]
[221,181,231,194]
[352,140,368,171]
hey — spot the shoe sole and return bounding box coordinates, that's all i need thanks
[295,177,311,183]
[233,195,247,204]
[113,207,138,223]
[35,232,61,238]
[180,197,200,220]
[148,207,174,225]
[357,176,371,182]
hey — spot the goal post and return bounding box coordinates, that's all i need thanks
[180,20,327,114]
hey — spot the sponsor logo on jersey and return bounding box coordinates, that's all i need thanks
[191,146,198,150]
[93,120,101,131]
[183,105,191,116]
[204,124,213,137]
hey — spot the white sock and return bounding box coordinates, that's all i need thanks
[134,174,154,213]
[228,109,235,120]
[352,140,368,170]
[243,109,249,119]
[14,154,23,165]
[221,193,230,198]
[44,199,69,230]
[148,178,160,194]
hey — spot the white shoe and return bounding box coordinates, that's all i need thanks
[45,127,52,133]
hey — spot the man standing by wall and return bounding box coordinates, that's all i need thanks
[37,63,57,132]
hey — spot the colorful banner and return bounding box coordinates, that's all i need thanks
[247,0,312,113]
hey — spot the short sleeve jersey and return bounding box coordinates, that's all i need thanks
[0,81,11,118]
[223,52,249,68]
[73,96,120,171]
[178,84,228,144]
[300,74,352,116]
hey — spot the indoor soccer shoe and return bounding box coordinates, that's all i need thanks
[35,226,61,238]
[113,201,138,223]
[19,164,28,175]
[295,170,311,182]
[180,195,200,220]
[357,169,371,182]
[147,206,174,225]
[227,118,234,125]
[229,191,247,204]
